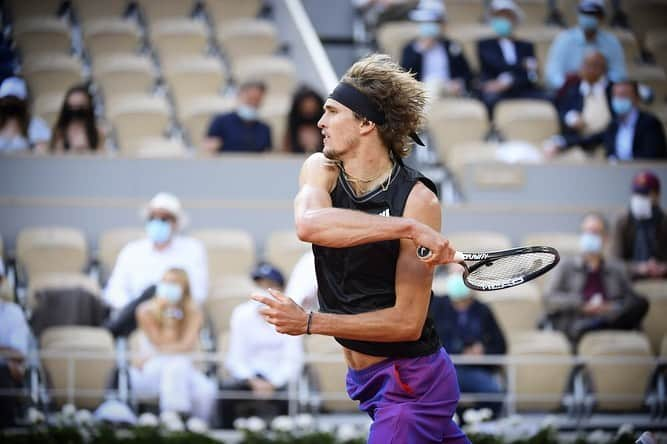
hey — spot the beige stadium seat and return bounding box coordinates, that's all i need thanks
[646,30,667,73]
[190,229,255,280]
[477,282,542,335]
[16,227,88,279]
[376,21,420,63]
[627,1,667,36]
[71,0,128,21]
[578,330,654,411]
[179,96,236,151]
[149,19,208,61]
[217,331,230,378]
[629,64,667,104]
[259,95,291,151]
[446,231,512,253]
[447,0,485,24]
[661,335,667,357]
[204,0,262,25]
[106,94,170,155]
[134,137,189,158]
[509,330,573,411]
[205,275,258,333]
[515,0,548,25]
[515,25,562,73]
[83,19,141,57]
[27,272,100,309]
[97,227,145,281]
[265,230,311,277]
[635,279,667,354]
[9,0,63,19]
[428,98,489,163]
[232,56,297,98]
[34,91,66,127]
[446,142,499,172]
[448,24,492,72]
[217,19,278,64]
[522,232,580,259]
[22,54,83,97]
[13,17,70,54]
[137,0,197,22]
[305,335,357,411]
[611,29,641,64]
[163,56,226,108]
[495,100,558,146]
[93,53,155,98]
[40,326,114,409]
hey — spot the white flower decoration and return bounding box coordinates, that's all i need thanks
[617,423,634,436]
[62,403,77,418]
[164,417,185,432]
[186,417,208,434]
[137,412,159,427]
[27,407,45,424]
[245,416,267,433]
[75,409,93,426]
[160,410,181,425]
[336,423,359,442]
[294,413,315,432]
[233,417,248,431]
[271,415,294,433]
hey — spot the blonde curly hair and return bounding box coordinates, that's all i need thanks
[340,53,427,158]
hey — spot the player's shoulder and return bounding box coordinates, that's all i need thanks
[405,180,440,216]
[300,152,339,188]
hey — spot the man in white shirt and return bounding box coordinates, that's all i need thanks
[283,251,318,311]
[104,193,208,309]
[221,263,303,428]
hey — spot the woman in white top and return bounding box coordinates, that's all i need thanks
[0,77,50,153]
[131,268,216,422]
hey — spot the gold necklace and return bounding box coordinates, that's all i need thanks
[339,160,394,193]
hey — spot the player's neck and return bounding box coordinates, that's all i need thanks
[339,146,394,196]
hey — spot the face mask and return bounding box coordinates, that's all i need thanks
[612,97,633,116]
[445,274,470,301]
[491,17,513,38]
[157,282,182,304]
[630,194,653,220]
[580,232,603,254]
[578,13,599,31]
[237,105,258,121]
[419,22,440,39]
[145,219,172,245]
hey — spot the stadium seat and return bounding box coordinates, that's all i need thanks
[232,56,297,99]
[304,335,357,412]
[646,30,667,74]
[82,19,142,58]
[16,227,88,280]
[27,272,100,309]
[204,0,263,25]
[205,275,258,333]
[97,227,145,283]
[447,24,491,72]
[13,17,71,55]
[217,18,279,64]
[628,64,667,104]
[495,100,559,146]
[611,28,641,64]
[40,326,115,409]
[477,282,542,335]
[259,95,291,151]
[217,330,230,378]
[445,142,500,172]
[578,330,654,411]
[33,91,66,127]
[514,25,562,73]
[22,54,83,97]
[134,137,189,158]
[93,53,155,98]
[634,279,667,354]
[148,19,208,62]
[509,330,573,411]
[163,55,226,108]
[626,1,667,36]
[445,231,512,254]
[264,230,311,277]
[106,94,170,156]
[179,96,236,151]
[515,0,548,25]
[137,0,197,22]
[71,0,128,22]
[376,21,420,63]
[190,229,256,281]
[662,335,667,357]
[427,98,489,162]
[521,232,580,259]
[446,0,485,24]
[9,0,63,19]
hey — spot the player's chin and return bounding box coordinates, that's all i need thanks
[322,144,338,160]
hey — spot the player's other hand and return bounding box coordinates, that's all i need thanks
[251,288,309,336]
[413,222,456,265]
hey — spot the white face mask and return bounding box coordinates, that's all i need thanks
[157,282,183,304]
[630,194,652,220]
[580,232,603,254]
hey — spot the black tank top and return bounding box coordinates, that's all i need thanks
[312,160,441,358]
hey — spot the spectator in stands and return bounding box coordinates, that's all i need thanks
[131,268,216,423]
[203,80,272,154]
[430,265,506,417]
[104,192,208,311]
[400,0,474,98]
[612,171,667,280]
[50,84,105,154]
[476,0,547,119]
[545,0,626,91]
[353,0,418,32]
[0,77,50,154]
[544,212,649,344]
[0,261,30,427]
[284,86,324,154]
[545,80,667,159]
[221,263,303,428]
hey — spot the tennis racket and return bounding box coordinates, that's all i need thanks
[416,245,560,291]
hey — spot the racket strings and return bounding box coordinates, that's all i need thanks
[465,252,557,286]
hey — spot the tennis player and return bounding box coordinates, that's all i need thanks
[252,54,470,443]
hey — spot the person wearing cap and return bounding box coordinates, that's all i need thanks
[544,212,648,345]
[400,0,473,98]
[104,192,208,310]
[0,76,50,153]
[221,263,303,428]
[545,0,626,90]
[612,171,667,279]
[202,80,272,154]
[476,0,548,119]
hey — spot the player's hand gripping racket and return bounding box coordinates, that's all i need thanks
[416,245,560,291]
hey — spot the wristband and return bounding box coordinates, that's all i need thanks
[306,311,313,335]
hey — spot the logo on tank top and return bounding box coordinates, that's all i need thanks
[378,208,390,217]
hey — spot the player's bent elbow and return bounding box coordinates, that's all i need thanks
[295,213,317,243]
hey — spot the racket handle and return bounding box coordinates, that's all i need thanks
[453,251,464,262]
[416,247,465,263]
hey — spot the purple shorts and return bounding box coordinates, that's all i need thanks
[346,348,470,444]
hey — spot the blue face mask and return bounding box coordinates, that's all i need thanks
[491,17,513,38]
[146,219,172,245]
[419,22,441,39]
[580,232,603,254]
[237,104,258,121]
[157,282,183,304]
[612,97,633,116]
[446,274,471,301]
[578,14,599,31]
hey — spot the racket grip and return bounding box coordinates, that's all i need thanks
[453,251,464,262]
